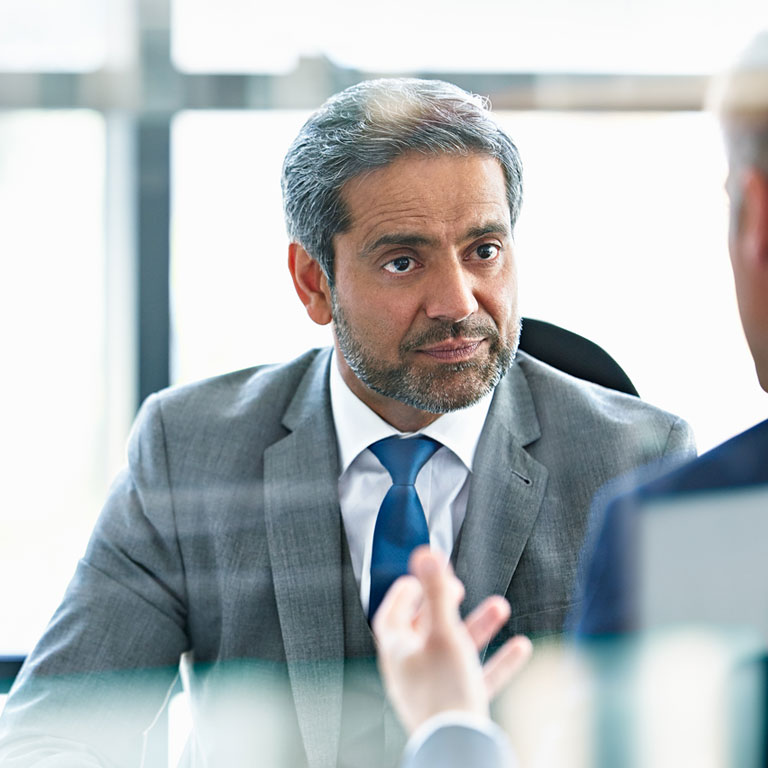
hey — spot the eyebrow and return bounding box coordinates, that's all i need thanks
[360,233,438,259]
[464,220,512,240]
[360,219,511,259]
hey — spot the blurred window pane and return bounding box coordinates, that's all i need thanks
[502,110,763,453]
[173,0,766,75]
[171,109,765,453]
[0,111,123,653]
[0,0,108,71]
[171,110,332,386]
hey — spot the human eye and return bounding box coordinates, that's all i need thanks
[472,242,501,261]
[382,255,419,274]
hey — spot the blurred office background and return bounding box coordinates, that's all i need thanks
[1,0,767,658]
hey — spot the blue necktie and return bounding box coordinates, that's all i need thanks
[367,435,441,619]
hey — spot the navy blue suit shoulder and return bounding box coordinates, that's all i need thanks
[575,418,768,635]
[631,417,768,495]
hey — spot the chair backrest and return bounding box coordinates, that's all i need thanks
[518,318,639,397]
[0,656,24,695]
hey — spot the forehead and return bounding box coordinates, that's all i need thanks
[338,152,510,246]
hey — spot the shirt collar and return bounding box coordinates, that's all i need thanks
[329,349,493,474]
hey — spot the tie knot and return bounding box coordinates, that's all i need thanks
[369,435,441,486]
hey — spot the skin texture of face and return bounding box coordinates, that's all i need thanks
[290,152,521,432]
[727,165,768,392]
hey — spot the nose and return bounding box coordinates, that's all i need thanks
[424,260,478,322]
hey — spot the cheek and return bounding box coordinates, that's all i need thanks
[368,303,418,344]
[346,284,421,331]
[339,291,417,345]
[483,278,518,324]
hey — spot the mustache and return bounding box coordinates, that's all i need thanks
[400,318,500,352]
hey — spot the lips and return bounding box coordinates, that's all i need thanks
[417,339,485,361]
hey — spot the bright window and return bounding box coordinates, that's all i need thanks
[0,112,126,653]
[173,0,765,74]
[504,110,763,452]
[171,110,332,385]
[0,0,111,71]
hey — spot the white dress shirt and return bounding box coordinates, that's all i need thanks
[329,351,492,615]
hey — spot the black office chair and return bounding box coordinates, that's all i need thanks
[0,655,24,695]
[518,317,639,397]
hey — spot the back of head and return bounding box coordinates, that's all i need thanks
[711,31,768,391]
[711,31,768,174]
[281,78,523,284]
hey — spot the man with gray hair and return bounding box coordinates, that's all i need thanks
[0,78,691,768]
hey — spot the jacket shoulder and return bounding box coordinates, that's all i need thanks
[515,350,688,435]
[631,416,768,496]
[149,348,326,418]
[127,348,331,462]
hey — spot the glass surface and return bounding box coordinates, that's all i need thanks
[173,0,766,75]
[0,111,127,653]
[171,109,766,453]
[0,0,109,71]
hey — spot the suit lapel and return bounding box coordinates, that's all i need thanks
[454,359,548,628]
[264,350,344,768]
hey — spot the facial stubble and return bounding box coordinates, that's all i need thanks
[332,293,520,414]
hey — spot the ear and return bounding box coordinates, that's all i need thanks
[737,168,768,268]
[288,243,333,326]
[732,168,768,392]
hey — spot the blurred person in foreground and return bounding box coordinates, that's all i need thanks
[374,547,531,768]
[578,30,768,636]
[378,37,768,764]
[0,78,693,768]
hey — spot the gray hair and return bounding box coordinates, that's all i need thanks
[281,78,523,284]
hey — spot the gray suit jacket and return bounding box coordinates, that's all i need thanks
[0,348,694,768]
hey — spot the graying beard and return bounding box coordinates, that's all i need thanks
[334,299,516,413]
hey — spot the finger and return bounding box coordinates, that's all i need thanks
[372,574,422,639]
[464,595,511,650]
[483,635,533,698]
[408,547,456,633]
[449,571,466,608]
